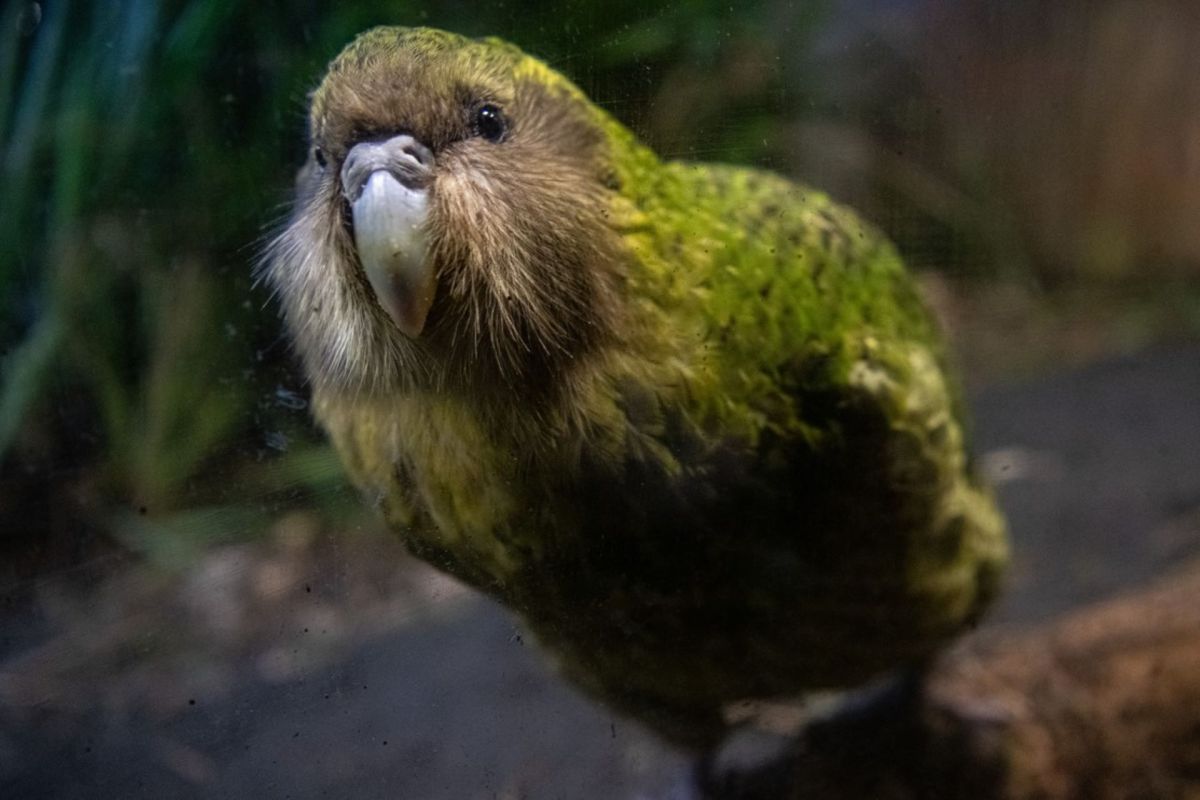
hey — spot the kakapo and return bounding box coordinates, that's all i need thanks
[263,26,1007,750]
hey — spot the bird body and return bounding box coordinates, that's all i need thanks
[266,27,1007,749]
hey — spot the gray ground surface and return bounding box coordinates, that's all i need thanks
[2,344,1199,799]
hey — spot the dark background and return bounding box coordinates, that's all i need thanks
[2,1,1199,797]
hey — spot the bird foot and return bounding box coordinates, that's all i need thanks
[691,727,799,800]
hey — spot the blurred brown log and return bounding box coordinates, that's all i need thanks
[732,564,1200,799]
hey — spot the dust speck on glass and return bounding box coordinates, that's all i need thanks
[2,3,1198,799]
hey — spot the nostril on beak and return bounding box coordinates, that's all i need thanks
[399,137,434,171]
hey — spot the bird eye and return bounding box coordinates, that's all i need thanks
[473,104,507,143]
[314,147,327,168]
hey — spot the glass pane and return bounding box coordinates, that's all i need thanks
[3,2,1198,797]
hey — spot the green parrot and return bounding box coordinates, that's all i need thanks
[263,26,1007,752]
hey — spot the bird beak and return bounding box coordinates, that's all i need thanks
[341,135,436,338]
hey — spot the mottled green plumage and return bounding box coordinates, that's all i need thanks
[270,27,1007,750]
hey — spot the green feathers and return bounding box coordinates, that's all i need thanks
[272,26,1008,750]
[612,159,942,443]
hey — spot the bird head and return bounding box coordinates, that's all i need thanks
[263,27,637,399]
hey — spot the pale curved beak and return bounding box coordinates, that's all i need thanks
[342,135,435,338]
